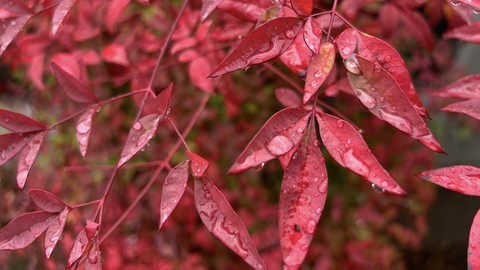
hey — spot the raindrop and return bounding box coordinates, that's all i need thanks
[336,120,344,127]
[342,47,351,56]
[474,8,480,14]
[450,0,461,6]
[383,55,392,63]
[354,88,377,109]
[202,184,209,191]
[310,80,319,89]
[314,71,323,78]
[296,128,304,134]
[342,149,369,176]
[315,208,322,214]
[306,218,316,233]
[133,122,142,130]
[379,110,413,135]
[381,181,389,187]
[344,55,361,75]
[266,135,294,156]
[314,140,320,147]
[371,183,385,193]
[313,177,319,182]
[318,181,327,193]
[4,117,10,123]
[204,192,212,199]
[253,162,265,171]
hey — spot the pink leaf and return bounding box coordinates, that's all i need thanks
[67,229,88,267]
[279,120,328,268]
[17,131,46,189]
[442,99,480,120]
[200,0,224,22]
[51,60,99,104]
[316,112,406,195]
[117,114,161,167]
[51,53,80,78]
[228,108,310,174]
[345,54,444,153]
[275,88,301,108]
[0,109,46,133]
[85,240,101,270]
[444,22,480,44]
[144,82,174,117]
[186,152,209,178]
[418,165,480,196]
[0,132,35,166]
[303,42,335,103]
[279,28,312,74]
[159,160,190,230]
[29,189,68,213]
[76,108,97,158]
[469,209,480,270]
[0,0,33,57]
[102,43,130,66]
[44,207,69,259]
[51,0,77,37]
[0,211,56,250]
[336,27,357,59]
[85,220,100,240]
[432,74,480,99]
[302,17,322,54]
[209,17,304,77]
[105,0,130,33]
[194,176,267,270]
[291,0,313,16]
[189,57,214,93]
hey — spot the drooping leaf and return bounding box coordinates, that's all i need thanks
[117,114,161,167]
[51,0,77,37]
[159,160,190,230]
[303,42,335,103]
[432,74,480,99]
[291,0,313,16]
[44,207,69,259]
[67,229,89,267]
[189,57,214,93]
[0,109,46,133]
[194,176,267,270]
[85,240,101,270]
[469,209,480,270]
[17,131,46,189]
[0,211,56,250]
[186,152,209,178]
[279,119,328,268]
[0,132,35,166]
[302,17,322,54]
[316,112,406,195]
[51,60,99,104]
[102,43,130,66]
[442,99,480,120]
[418,165,480,196]
[209,17,304,77]
[345,54,444,153]
[444,22,480,44]
[76,108,97,158]
[29,189,69,213]
[229,108,310,174]
[275,88,301,108]
[0,0,33,57]
[200,0,224,22]
[105,0,131,33]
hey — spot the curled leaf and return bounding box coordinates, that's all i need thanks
[186,152,209,178]
[44,207,69,259]
[303,42,335,103]
[29,189,68,213]
[442,99,480,120]
[76,108,97,158]
[51,60,99,104]
[469,209,480,270]
[0,109,46,133]
[17,131,45,189]
[159,160,189,230]
[418,165,480,196]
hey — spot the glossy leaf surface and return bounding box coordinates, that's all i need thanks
[0,0,33,57]
[17,132,45,189]
[67,229,88,267]
[76,108,97,158]
[44,207,69,259]
[442,99,480,120]
[444,22,480,44]
[291,0,313,16]
[432,75,480,99]
[469,209,480,270]
[186,151,209,177]
[29,189,68,213]
[0,132,34,166]
[85,240,101,270]
[418,165,480,196]
[302,17,322,54]
[209,17,304,77]
[51,0,77,37]
[159,160,189,230]
[0,109,46,133]
[303,42,335,104]
[194,176,266,269]
[51,61,99,104]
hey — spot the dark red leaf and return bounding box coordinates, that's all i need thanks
[444,22,480,44]
[0,211,56,250]
[105,0,130,33]
[117,114,161,167]
[200,0,224,22]
[398,8,434,50]
[316,112,406,195]
[186,152,209,178]
[17,132,46,189]
[29,189,68,213]
[275,87,301,108]
[418,165,480,196]
[209,17,304,77]
[145,82,174,116]
[76,108,97,158]
[0,132,34,166]
[194,176,267,269]
[67,229,89,267]
[303,42,335,103]
[0,109,46,133]
[0,0,33,57]
[51,60,99,104]
[432,74,480,99]
[302,17,322,54]
[442,99,480,120]
[189,57,214,93]
[44,207,69,259]
[228,108,310,174]
[159,160,190,230]
[345,54,444,153]
[102,43,130,66]
[291,0,313,16]
[51,0,77,37]
[469,209,480,269]
[85,240,101,270]
[279,119,328,268]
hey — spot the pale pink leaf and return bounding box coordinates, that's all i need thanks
[117,114,161,167]
[442,99,480,120]
[102,43,130,66]
[209,17,304,77]
[0,109,46,133]
[275,88,301,108]
[67,229,88,267]
[0,0,33,57]
[159,160,190,230]
[29,189,68,213]
[418,165,480,196]
[0,132,35,166]
[291,0,313,16]
[105,0,130,33]
[469,209,480,270]
[51,60,99,104]
[44,207,69,259]
[302,17,322,54]
[432,74,480,99]
[186,152,209,178]
[189,57,214,93]
[444,22,480,44]
[228,108,310,174]
[76,108,97,158]
[17,131,46,189]
[316,112,406,195]
[200,0,224,22]
[0,211,56,250]
[303,42,335,103]
[194,176,267,270]
[51,0,77,37]
[279,120,328,268]
[85,240,101,270]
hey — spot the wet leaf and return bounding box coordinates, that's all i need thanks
[228,108,310,174]
[303,42,335,103]
[159,160,189,230]
[189,57,214,93]
[302,17,322,54]
[291,0,313,16]
[345,54,443,153]
[102,43,130,66]
[279,119,328,268]
[0,132,35,167]
[186,152,209,177]
[44,207,69,259]
[17,132,46,189]
[0,211,56,250]
[51,60,99,104]
[432,74,480,99]
[85,240,101,270]
[76,108,97,158]
[442,99,480,120]
[275,87,301,108]
[444,22,480,44]
[0,109,46,133]
[418,165,480,196]
[0,0,33,57]
[279,28,312,74]
[194,176,267,270]
[316,112,406,195]
[201,0,224,21]
[468,209,480,270]
[209,17,304,77]
[67,229,89,267]
[105,0,130,33]
[29,189,68,213]
[336,28,357,59]
[117,114,161,167]
[51,0,77,37]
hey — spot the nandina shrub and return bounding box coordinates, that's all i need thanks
[0,0,480,269]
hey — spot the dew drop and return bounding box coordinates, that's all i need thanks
[133,122,143,130]
[371,183,385,193]
[310,80,319,89]
[315,208,322,214]
[450,0,461,6]
[473,8,480,14]
[318,181,327,193]
[378,110,413,135]
[4,117,10,123]
[313,177,319,182]
[342,47,351,56]
[306,219,316,233]
[253,162,265,171]
[266,135,294,156]
[344,55,361,75]
[383,55,392,62]
[354,88,377,109]
[204,192,212,199]
[314,71,323,78]
[336,120,344,127]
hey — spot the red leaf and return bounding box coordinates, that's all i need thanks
[200,0,224,22]
[345,54,444,153]
[51,60,99,104]
[291,0,313,16]
[29,189,68,213]
[279,28,312,74]
[275,87,301,108]
[194,176,267,269]
[302,17,322,54]
[455,0,480,8]
[418,165,480,196]
[186,152,209,178]
[105,0,130,33]
[102,43,130,66]
[303,42,335,103]
[0,211,56,250]
[85,240,101,270]
[0,0,33,57]
[398,8,434,50]
[279,120,328,268]
[44,207,69,259]
[159,160,190,230]
[117,114,161,167]
[442,99,480,120]
[0,109,46,133]
[17,132,46,189]
[0,132,34,166]
[432,74,480,99]
[51,53,80,78]
[76,108,97,158]
[51,0,77,37]
[189,57,214,93]
[85,220,100,240]
[144,82,174,116]
[67,229,89,267]
[209,17,304,77]
[444,22,480,43]
[316,112,406,195]
[469,209,480,270]
[336,27,357,59]
[228,108,310,174]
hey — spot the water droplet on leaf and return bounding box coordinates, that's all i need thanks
[344,55,361,75]
[314,71,323,78]
[133,122,143,130]
[354,88,377,109]
[253,163,265,171]
[450,0,461,6]
[371,183,385,193]
[266,135,294,156]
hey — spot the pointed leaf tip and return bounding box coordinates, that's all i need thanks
[17,132,45,189]
[51,61,99,104]
[186,152,209,177]
[29,189,69,213]
[159,160,189,230]
[418,166,480,196]
[303,42,335,104]
[0,109,46,133]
